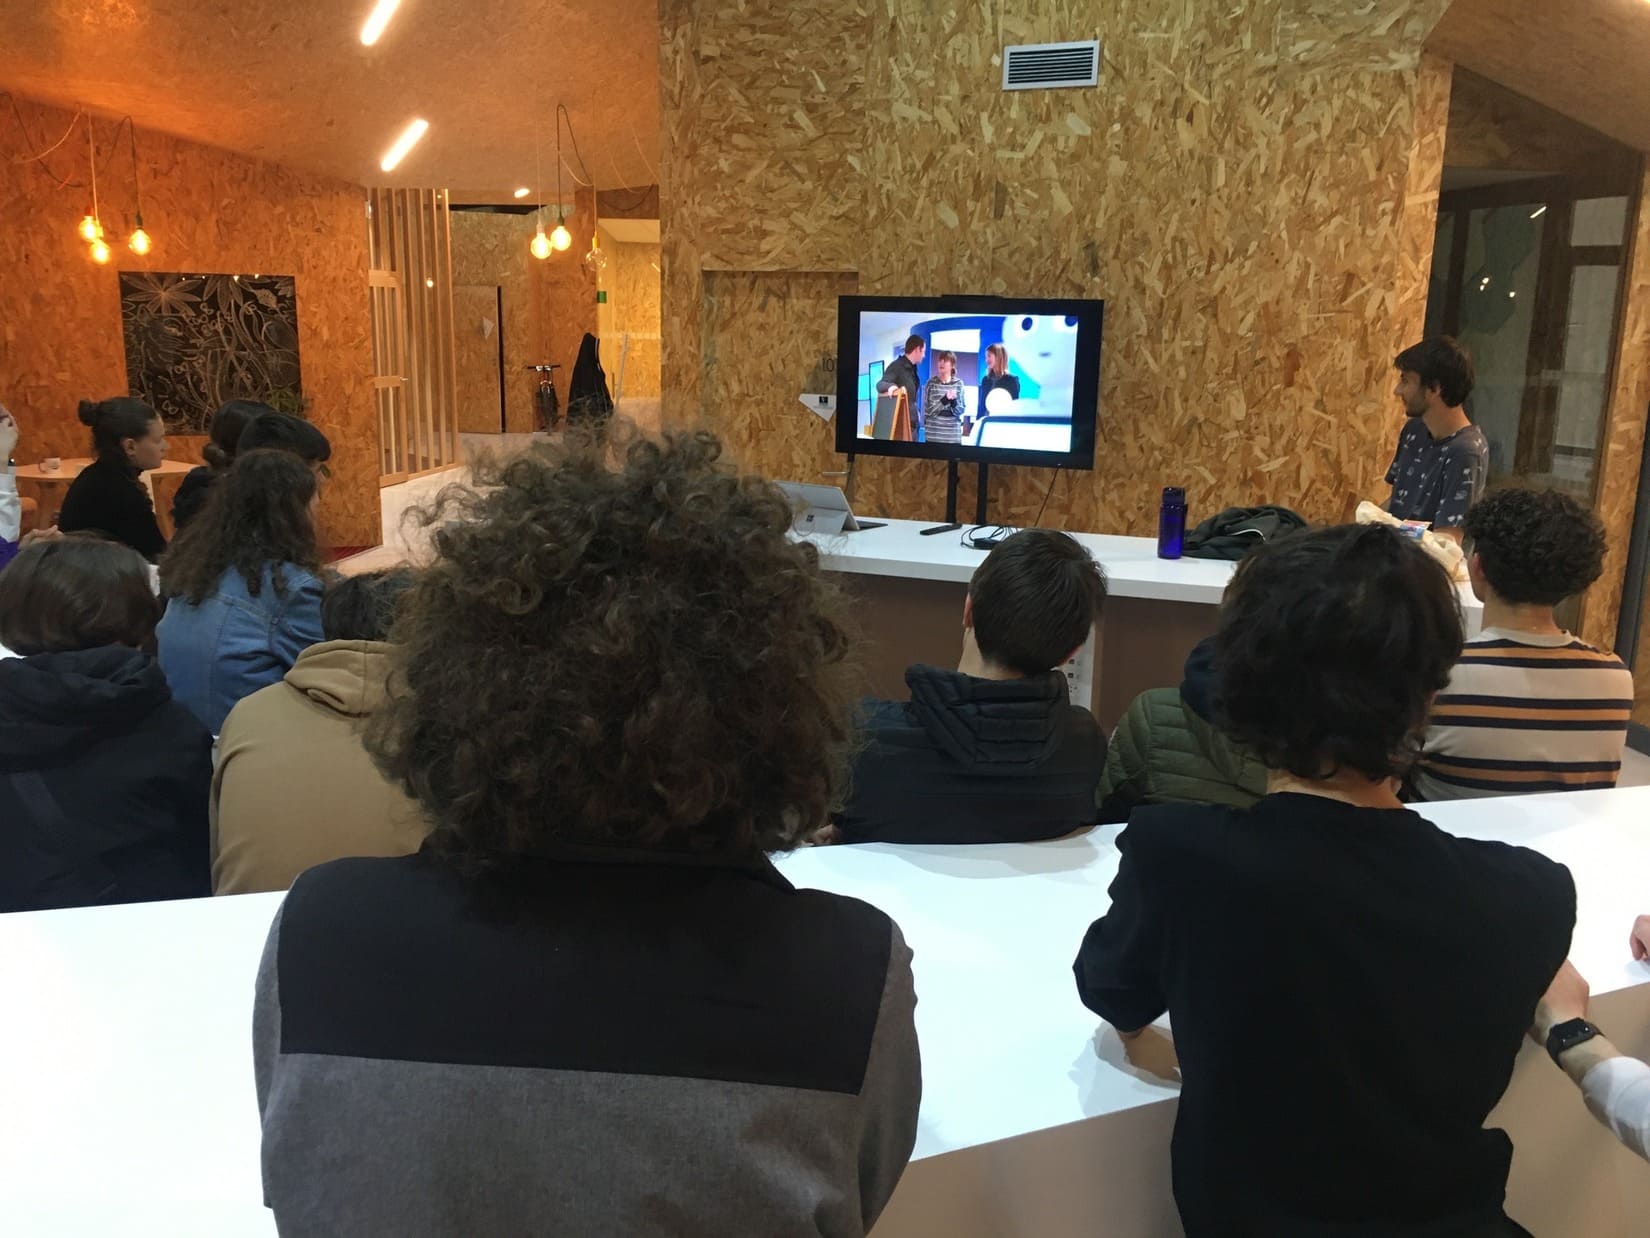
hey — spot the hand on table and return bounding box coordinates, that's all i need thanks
[1530,959,1590,1044]
[1632,915,1650,963]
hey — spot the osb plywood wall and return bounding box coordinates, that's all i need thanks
[1582,161,1650,654]
[449,196,597,433]
[0,95,378,547]
[606,241,662,401]
[661,0,1456,536]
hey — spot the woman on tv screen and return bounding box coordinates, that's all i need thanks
[922,350,968,445]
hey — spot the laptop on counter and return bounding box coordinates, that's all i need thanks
[776,482,886,535]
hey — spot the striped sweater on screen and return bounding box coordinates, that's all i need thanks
[1413,628,1633,801]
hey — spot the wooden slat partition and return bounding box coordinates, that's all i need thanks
[367,188,459,481]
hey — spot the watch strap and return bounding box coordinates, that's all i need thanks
[1546,1017,1602,1065]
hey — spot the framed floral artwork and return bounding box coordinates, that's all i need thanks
[119,272,302,433]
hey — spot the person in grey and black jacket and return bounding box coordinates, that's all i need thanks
[255,428,920,1238]
[920,349,968,445]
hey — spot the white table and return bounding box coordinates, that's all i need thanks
[799,517,1484,726]
[1,788,1643,1237]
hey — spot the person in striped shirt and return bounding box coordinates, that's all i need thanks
[1414,486,1632,800]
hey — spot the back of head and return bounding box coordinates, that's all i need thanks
[158,449,320,604]
[1393,337,1475,408]
[203,400,275,470]
[77,397,158,459]
[1463,486,1606,607]
[969,530,1107,675]
[0,536,161,655]
[237,413,332,465]
[322,569,417,642]
[1215,524,1463,782]
[366,426,859,867]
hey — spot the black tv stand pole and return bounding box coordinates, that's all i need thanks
[920,459,991,535]
[919,459,963,535]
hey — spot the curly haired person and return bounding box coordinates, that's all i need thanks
[1412,486,1632,801]
[1074,524,1574,1237]
[252,427,920,1237]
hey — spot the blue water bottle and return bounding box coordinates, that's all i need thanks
[1157,486,1187,560]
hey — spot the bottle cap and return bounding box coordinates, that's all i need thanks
[1162,486,1186,503]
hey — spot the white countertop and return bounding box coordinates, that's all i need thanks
[800,517,1485,627]
[3,787,1643,1235]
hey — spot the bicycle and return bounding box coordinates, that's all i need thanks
[526,363,562,432]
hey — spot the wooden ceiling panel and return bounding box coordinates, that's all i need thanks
[0,0,660,194]
[1428,0,1650,153]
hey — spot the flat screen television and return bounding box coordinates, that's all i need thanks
[835,294,1103,470]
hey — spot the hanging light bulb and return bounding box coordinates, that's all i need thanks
[78,213,103,242]
[550,210,572,252]
[90,237,112,264]
[128,212,152,256]
[583,232,607,273]
[530,224,553,260]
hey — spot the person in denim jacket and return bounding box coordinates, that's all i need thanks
[158,450,325,733]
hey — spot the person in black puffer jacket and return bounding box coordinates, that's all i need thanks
[835,529,1108,844]
[0,536,212,911]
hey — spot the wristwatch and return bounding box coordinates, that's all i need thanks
[1546,1017,1603,1065]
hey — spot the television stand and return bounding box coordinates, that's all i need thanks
[919,459,992,535]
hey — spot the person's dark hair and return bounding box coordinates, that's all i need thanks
[1215,524,1463,782]
[321,569,417,642]
[903,334,925,356]
[1394,337,1475,408]
[158,449,321,605]
[237,413,332,464]
[365,426,859,868]
[202,400,275,470]
[77,397,159,459]
[0,536,161,655]
[1463,486,1607,606]
[969,530,1107,675]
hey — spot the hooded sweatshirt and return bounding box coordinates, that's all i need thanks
[1096,635,1267,823]
[212,639,428,894]
[836,664,1104,844]
[0,646,213,911]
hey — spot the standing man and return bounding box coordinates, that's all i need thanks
[1387,337,1487,544]
[877,334,926,436]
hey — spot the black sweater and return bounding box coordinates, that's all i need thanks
[837,664,1103,844]
[169,465,217,532]
[57,454,167,560]
[1074,794,1574,1236]
[0,646,213,910]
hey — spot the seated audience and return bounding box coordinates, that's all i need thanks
[1,405,18,571]
[0,536,212,911]
[213,569,427,894]
[835,528,1107,844]
[255,429,919,1236]
[237,411,332,473]
[1096,634,1266,823]
[1530,938,1650,1164]
[158,449,325,732]
[170,399,272,531]
[1413,486,1631,800]
[1074,524,1574,1237]
[57,396,169,561]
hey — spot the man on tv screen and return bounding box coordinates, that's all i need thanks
[876,335,926,433]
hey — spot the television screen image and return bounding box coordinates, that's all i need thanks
[835,295,1102,470]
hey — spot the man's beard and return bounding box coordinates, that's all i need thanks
[1403,398,1428,418]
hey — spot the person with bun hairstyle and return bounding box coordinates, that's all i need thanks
[1074,523,1575,1237]
[157,449,326,733]
[58,397,169,560]
[0,535,213,911]
[170,400,273,532]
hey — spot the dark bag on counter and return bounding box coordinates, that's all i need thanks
[1184,505,1308,561]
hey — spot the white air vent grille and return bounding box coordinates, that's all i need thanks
[1002,40,1101,91]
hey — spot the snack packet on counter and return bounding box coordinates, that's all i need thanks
[1354,501,1467,582]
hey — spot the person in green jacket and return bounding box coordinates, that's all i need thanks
[1097,635,1266,822]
